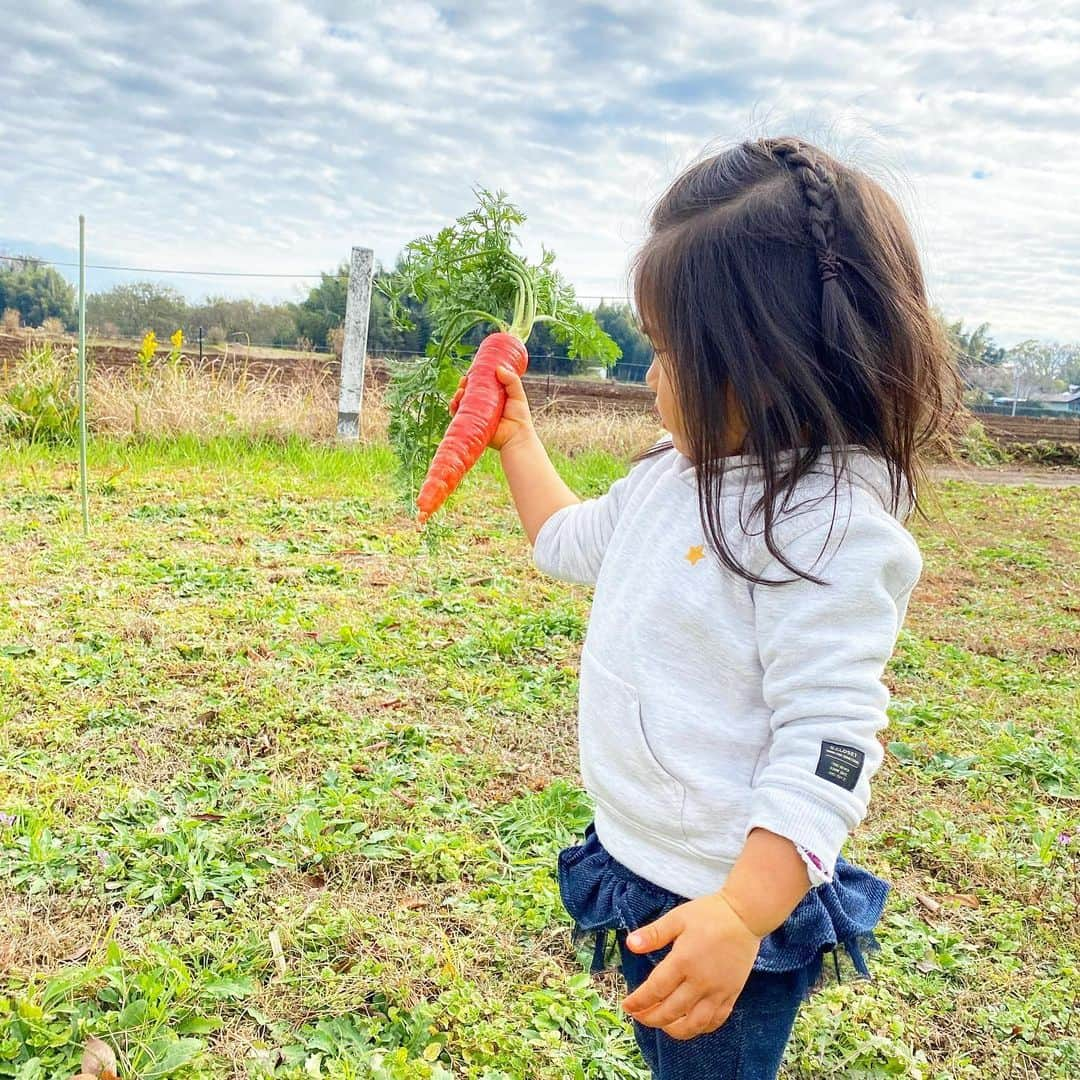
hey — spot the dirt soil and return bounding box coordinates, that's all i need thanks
[930,463,1080,487]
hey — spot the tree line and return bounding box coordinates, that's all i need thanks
[2,254,1076,389]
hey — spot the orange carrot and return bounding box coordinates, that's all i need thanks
[416,332,529,523]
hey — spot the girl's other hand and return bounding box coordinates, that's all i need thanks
[621,893,763,1040]
[448,367,536,452]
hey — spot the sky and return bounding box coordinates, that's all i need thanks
[1,0,1078,347]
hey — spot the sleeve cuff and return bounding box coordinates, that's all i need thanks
[796,845,833,887]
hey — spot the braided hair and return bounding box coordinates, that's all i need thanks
[631,135,960,585]
[760,136,843,286]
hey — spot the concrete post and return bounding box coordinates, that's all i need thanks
[337,246,374,439]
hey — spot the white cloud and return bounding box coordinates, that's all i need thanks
[0,0,1076,343]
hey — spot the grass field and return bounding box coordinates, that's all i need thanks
[1,435,1078,1079]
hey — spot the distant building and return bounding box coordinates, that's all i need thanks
[992,387,1080,413]
[1031,388,1080,413]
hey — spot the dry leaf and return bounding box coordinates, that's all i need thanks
[916,893,941,915]
[400,897,427,910]
[269,928,286,977]
[81,1036,118,1078]
[947,893,981,908]
[61,944,91,964]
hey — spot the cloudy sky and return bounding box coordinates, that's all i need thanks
[2,0,1077,345]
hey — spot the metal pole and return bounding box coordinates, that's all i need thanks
[77,215,89,537]
[1011,365,1020,417]
[198,325,203,364]
[337,246,374,440]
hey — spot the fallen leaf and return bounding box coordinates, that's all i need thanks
[192,813,225,822]
[378,698,403,710]
[916,893,941,915]
[365,740,390,752]
[946,893,981,909]
[61,944,91,964]
[81,1036,117,1078]
[400,897,427,910]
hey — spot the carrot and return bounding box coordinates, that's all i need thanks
[380,191,620,522]
[416,332,528,523]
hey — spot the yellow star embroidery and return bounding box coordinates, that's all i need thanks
[685,545,705,566]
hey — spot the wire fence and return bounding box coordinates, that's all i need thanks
[0,252,633,301]
[1,251,649,382]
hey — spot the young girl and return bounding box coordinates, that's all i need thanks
[452,135,957,1078]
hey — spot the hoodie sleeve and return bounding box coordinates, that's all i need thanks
[531,471,635,586]
[745,508,922,875]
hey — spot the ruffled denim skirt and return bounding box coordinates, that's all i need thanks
[558,823,889,995]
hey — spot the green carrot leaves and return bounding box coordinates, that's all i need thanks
[380,189,621,509]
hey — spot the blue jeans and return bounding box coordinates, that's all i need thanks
[617,929,810,1079]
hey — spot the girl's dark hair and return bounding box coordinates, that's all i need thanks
[631,135,962,585]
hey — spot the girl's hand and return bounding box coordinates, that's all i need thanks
[448,366,536,452]
[621,892,763,1040]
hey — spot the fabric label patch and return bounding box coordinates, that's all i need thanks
[815,742,865,791]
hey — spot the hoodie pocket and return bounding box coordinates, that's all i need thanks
[577,646,684,833]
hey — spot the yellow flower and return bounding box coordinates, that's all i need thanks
[137,331,158,366]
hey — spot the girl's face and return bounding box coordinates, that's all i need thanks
[645,353,687,452]
[645,353,748,458]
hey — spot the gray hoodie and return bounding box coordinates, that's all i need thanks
[533,444,922,898]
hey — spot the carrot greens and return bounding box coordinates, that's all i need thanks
[380,190,620,512]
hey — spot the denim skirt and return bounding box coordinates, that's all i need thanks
[557,823,889,992]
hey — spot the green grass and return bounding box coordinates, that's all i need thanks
[0,438,1077,1079]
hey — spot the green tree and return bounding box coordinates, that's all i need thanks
[292,267,349,347]
[294,263,433,354]
[86,282,189,338]
[367,269,432,355]
[594,302,653,378]
[0,258,76,329]
[933,308,1005,372]
[186,297,298,347]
